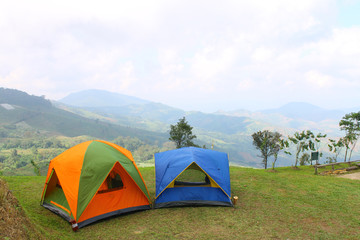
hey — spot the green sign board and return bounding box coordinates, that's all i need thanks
[311,151,319,161]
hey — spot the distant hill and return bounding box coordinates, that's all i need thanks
[59,89,150,107]
[0,88,52,110]
[218,102,348,136]
[56,89,278,167]
[0,88,167,144]
[58,89,255,134]
[261,102,345,122]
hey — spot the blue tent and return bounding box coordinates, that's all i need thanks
[154,147,233,208]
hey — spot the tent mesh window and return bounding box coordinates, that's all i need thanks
[98,173,124,193]
[174,165,210,186]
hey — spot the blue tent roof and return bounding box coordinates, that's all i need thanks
[155,147,231,202]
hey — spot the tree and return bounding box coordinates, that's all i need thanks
[299,153,310,166]
[271,135,288,170]
[339,112,360,162]
[252,130,282,169]
[308,132,327,161]
[327,138,344,163]
[8,149,20,167]
[287,130,314,167]
[31,159,41,176]
[169,117,198,148]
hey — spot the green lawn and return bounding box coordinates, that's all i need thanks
[2,166,360,240]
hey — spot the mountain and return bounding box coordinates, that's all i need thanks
[0,88,52,110]
[59,89,149,107]
[4,88,355,168]
[56,89,285,167]
[58,89,256,133]
[0,88,167,144]
[261,102,345,122]
[218,102,347,137]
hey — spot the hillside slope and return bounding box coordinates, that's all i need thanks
[0,88,167,144]
[0,178,44,239]
[60,89,150,107]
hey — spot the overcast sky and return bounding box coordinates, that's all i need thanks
[1,0,360,112]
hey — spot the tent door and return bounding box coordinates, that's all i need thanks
[173,162,217,187]
[42,169,72,217]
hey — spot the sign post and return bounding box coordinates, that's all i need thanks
[311,151,319,165]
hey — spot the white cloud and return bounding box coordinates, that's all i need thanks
[158,49,184,76]
[251,47,274,62]
[237,79,255,91]
[305,70,335,88]
[190,45,237,80]
[1,0,360,111]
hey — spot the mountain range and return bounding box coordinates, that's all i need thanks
[57,89,349,136]
[1,87,358,167]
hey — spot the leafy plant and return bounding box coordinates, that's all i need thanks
[272,137,288,170]
[327,138,344,163]
[286,130,314,167]
[299,153,310,166]
[30,160,41,176]
[169,117,199,148]
[308,132,327,161]
[252,130,283,169]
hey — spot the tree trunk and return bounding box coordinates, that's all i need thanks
[264,156,267,169]
[344,147,348,162]
[295,147,301,167]
[349,140,357,162]
[272,154,277,170]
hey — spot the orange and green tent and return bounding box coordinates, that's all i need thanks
[40,140,151,230]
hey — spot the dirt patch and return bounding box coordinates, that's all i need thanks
[0,178,44,240]
[338,172,360,180]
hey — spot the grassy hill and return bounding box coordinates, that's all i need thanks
[0,88,168,144]
[2,166,360,239]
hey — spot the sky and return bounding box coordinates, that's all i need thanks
[1,0,360,112]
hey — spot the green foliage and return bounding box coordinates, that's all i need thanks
[30,159,41,176]
[339,111,360,162]
[0,154,6,163]
[271,134,286,170]
[169,117,198,148]
[287,130,314,167]
[0,133,174,176]
[327,138,344,163]
[299,153,310,166]
[251,130,283,169]
[112,135,172,163]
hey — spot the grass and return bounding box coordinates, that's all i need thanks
[2,166,360,239]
